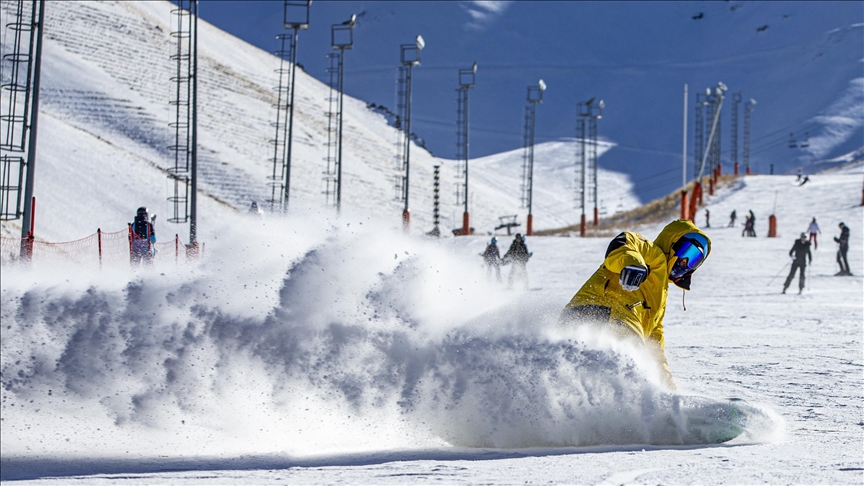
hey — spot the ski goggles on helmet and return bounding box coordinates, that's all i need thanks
[669,233,709,280]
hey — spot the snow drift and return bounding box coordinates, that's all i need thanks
[0,213,783,459]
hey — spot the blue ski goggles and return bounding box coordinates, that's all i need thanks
[670,233,708,280]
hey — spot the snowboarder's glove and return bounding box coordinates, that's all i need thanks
[619,265,647,291]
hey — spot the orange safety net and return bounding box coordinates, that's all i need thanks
[1,229,190,267]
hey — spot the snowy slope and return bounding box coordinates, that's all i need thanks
[1,161,861,483]
[0,0,638,242]
[2,1,863,484]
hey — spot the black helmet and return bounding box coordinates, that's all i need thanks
[137,207,149,219]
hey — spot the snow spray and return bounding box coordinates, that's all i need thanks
[1,213,783,459]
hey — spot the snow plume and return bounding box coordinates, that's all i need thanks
[461,1,512,32]
[1,214,782,459]
[803,77,864,160]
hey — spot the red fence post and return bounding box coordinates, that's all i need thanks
[128,223,134,265]
[680,190,688,221]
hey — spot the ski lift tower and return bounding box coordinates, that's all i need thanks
[520,79,545,236]
[744,99,755,175]
[327,14,356,213]
[576,98,603,237]
[167,0,198,247]
[1,0,45,259]
[267,0,310,212]
[731,91,742,175]
[455,62,476,236]
[396,35,424,232]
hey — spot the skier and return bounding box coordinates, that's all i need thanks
[742,215,753,238]
[130,206,156,264]
[482,237,502,283]
[728,209,737,228]
[807,217,820,249]
[704,209,710,228]
[747,210,757,237]
[503,233,530,290]
[783,233,812,294]
[834,222,851,276]
[248,201,263,215]
[559,219,711,389]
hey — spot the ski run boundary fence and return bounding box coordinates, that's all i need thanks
[1,226,199,267]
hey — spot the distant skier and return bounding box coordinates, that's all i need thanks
[807,217,820,249]
[482,237,502,283]
[728,210,737,228]
[742,215,753,238]
[559,219,711,389]
[503,233,530,290]
[248,201,263,215]
[130,206,156,264]
[798,175,810,186]
[783,233,812,294]
[704,209,710,228]
[834,222,852,276]
[747,210,757,237]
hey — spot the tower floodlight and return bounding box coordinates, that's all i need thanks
[744,99,755,175]
[396,35,424,232]
[323,14,356,212]
[283,0,311,29]
[455,62,477,235]
[521,80,545,235]
[576,97,603,236]
[268,0,311,212]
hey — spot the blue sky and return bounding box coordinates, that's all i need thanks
[197,1,863,200]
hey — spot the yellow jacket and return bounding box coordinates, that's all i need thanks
[561,220,711,387]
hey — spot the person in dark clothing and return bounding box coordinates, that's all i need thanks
[834,222,851,276]
[131,206,156,264]
[482,237,502,282]
[742,215,753,237]
[704,209,710,228]
[747,210,757,237]
[783,233,812,294]
[503,233,530,289]
[728,210,737,228]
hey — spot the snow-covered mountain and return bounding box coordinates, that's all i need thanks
[201,1,864,200]
[0,0,642,243]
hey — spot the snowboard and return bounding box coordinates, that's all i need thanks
[678,397,748,444]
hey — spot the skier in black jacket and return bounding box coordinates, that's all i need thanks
[834,222,852,276]
[783,233,812,294]
[131,206,156,264]
[503,233,530,289]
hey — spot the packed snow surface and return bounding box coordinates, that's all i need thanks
[0,1,862,483]
[2,165,862,484]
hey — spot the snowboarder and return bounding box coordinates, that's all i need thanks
[559,219,711,389]
[834,222,851,276]
[728,210,737,228]
[807,217,820,249]
[482,237,502,283]
[704,209,710,228]
[747,210,757,237]
[130,206,156,264]
[742,215,753,238]
[783,233,812,294]
[503,233,530,290]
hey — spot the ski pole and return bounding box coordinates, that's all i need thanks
[767,261,790,286]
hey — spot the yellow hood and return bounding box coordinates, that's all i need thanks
[655,219,711,289]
